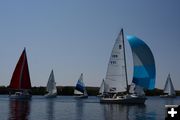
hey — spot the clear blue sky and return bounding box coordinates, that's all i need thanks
[0,0,180,90]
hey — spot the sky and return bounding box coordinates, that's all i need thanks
[0,0,180,90]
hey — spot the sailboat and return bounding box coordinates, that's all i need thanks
[100,29,156,104]
[44,70,57,98]
[160,74,176,98]
[97,79,105,97]
[74,73,88,98]
[9,48,32,99]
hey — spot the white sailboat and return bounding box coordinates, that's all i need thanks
[100,29,156,104]
[44,70,57,98]
[160,74,176,98]
[74,73,88,98]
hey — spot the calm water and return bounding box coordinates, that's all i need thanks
[0,95,180,120]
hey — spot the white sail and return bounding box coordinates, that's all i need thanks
[84,88,88,96]
[99,79,105,94]
[129,83,136,94]
[74,89,83,95]
[47,70,57,94]
[163,74,176,96]
[104,29,127,93]
[129,83,145,96]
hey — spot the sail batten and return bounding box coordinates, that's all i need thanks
[127,36,155,90]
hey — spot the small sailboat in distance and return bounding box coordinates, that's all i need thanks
[74,73,88,98]
[9,48,32,99]
[100,29,156,104]
[97,79,105,97]
[44,70,57,98]
[160,73,176,98]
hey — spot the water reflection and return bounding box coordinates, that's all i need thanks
[103,104,129,120]
[46,99,55,120]
[8,99,30,120]
[103,104,146,120]
[163,98,175,105]
[129,105,148,120]
[75,99,84,120]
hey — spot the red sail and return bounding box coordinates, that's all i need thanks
[9,49,31,89]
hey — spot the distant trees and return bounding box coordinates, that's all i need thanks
[0,86,179,96]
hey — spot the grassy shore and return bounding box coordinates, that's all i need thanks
[0,86,179,96]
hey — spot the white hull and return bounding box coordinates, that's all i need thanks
[160,94,176,98]
[44,92,57,98]
[100,95,146,104]
[74,95,88,99]
[9,92,31,99]
[97,94,104,97]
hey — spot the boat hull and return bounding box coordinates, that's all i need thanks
[74,95,88,99]
[9,92,31,99]
[44,93,57,98]
[100,96,146,104]
[160,95,176,98]
[97,94,104,97]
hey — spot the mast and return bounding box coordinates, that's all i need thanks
[121,29,129,93]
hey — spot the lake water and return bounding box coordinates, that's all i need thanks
[0,95,179,120]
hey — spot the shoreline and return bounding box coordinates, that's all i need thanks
[0,86,180,96]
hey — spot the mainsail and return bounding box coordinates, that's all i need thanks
[9,48,31,90]
[163,74,175,96]
[104,29,128,93]
[46,70,57,94]
[127,36,156,90]
[74,73,87,95]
